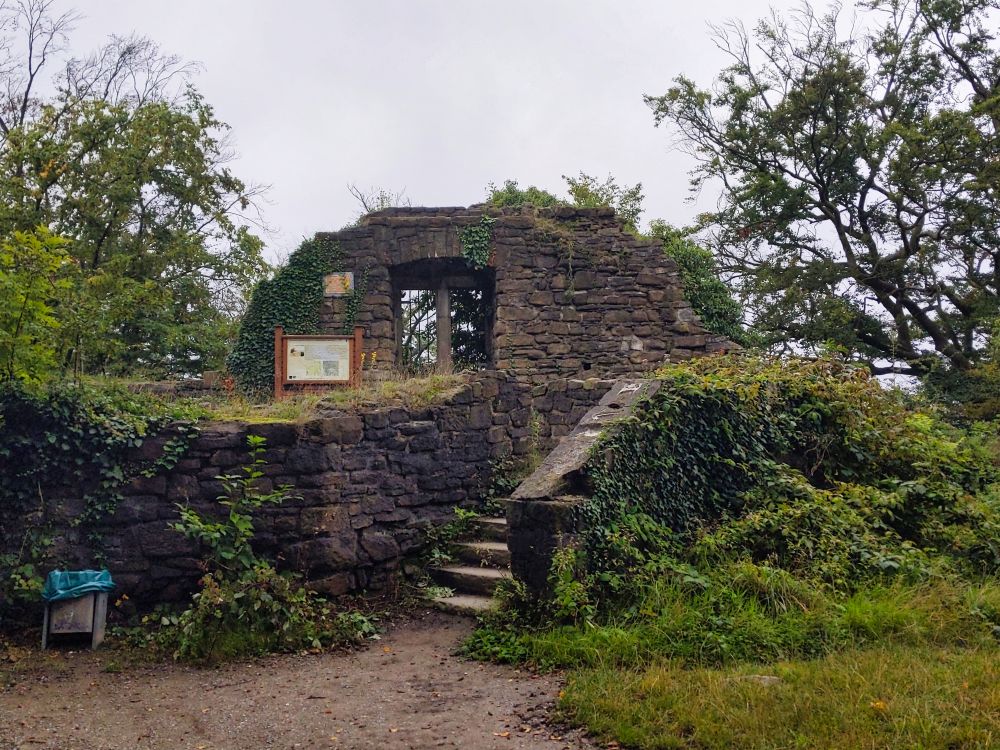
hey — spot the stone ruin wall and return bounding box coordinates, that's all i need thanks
[6,206,736,605]
[23,373,612,603]
[318,205,730,387]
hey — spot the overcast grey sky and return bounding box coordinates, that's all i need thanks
[63,0,803,262]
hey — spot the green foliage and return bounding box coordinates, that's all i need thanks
[563,172,644,234]
[228,237,361,393]
[924,321,1000,421]
[164,435,378,662]
[470,564,1000,672]
[648,222,746,344]
[466,356,1000,678]
[0,380,197,615]
[583,356,1000,586]
[485,180,562,208]
[0,526,51,624]
[485,175,644,235]
[422,506,480,566]
[458,215,496,270]
[0,228,71,381]
[171,435,295,575]
[0,11,269,377]
[646,1,1000,378]
[170,566,377,663]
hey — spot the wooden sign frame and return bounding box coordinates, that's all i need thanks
[274,326,364,400]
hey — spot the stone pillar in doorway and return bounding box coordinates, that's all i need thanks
[436,283,452,372]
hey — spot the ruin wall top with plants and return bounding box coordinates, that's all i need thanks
[229,205,732,392]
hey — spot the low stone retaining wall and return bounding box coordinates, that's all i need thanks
[20,372,612,603]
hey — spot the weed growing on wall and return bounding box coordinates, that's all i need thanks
[459,215,496,269]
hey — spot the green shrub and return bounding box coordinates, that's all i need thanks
[162,435,378,662]
[171,566,376,663]
[485,180,562,208]
[582,357,1000,589]
[466,356,1000,675]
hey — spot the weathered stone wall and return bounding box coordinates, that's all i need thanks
[6,207,738,607]
[19,373,610,603]
[318,206,732,387]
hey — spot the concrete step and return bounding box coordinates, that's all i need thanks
[430,593,495,616]
[454,540,510,567]
[428,564,508,596]
[472,516,507,543]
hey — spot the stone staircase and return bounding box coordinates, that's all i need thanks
[426,380,657,615]
[428,515,510,615]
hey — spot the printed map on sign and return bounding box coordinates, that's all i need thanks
[286,339,352,381]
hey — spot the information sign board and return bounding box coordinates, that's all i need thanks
[323,272,355,297]
[273,326,363,398]
[286,338,352,382]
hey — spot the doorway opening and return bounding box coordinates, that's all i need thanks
[391,259,494,373]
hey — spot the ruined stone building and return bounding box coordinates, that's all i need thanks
[318,205,730,387]
[9,205,733,603]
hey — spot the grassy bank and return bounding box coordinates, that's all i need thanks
[560,645,999,749]
[465,356,1000,748]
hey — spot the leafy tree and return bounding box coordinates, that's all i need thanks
[0,1,267,378]
[646,0,1000,377]
[0,227,69,380]
[649,222,746,344]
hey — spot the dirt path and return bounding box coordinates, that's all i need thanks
[0,611,594,750]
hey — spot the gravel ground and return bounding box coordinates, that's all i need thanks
[0,611,595,750]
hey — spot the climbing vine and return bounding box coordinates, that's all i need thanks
[228,238,366,393]
[0,381,199,608]
[459,215,496,269]
[579,356,1000,581]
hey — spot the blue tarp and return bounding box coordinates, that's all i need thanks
[42,569,115,602]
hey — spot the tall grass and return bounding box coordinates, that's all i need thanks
[466,565,1000,671]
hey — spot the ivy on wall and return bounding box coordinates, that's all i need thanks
[459,215,496,269]
[580,356,1000,580]
[0,381,198,611]
[228,238,365,393]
